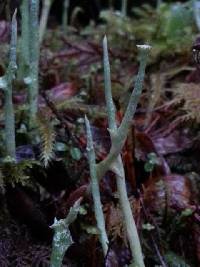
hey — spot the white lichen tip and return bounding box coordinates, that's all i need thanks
[103,35,108,45]
[12,9,17,21]
[136,44,152,50]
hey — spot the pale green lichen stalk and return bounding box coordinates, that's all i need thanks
[85,115,109,256]
[19,0,40,126]
[29,0,40,124]
[117,44,151,147]
[102,38,150,267]
[39,0,54,44]
[62,0,69,32]
[193,0,200,31]
[87,36,151,267]
[0,11,17,159]
[18,0,30,80]
[121,0,128,17]
[50,199,81,267]
[103,36,116,131]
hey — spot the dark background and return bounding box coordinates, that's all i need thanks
[0,0,189,25]
[50,0,187,25]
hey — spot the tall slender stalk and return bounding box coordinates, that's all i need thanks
[18,0,30,80]
[62,0,69,32]
[0,11,17,159]
[193,0,200,31]
[102,37,149,267]
[39,0,54,44]
[103,37,116,131]
[157,0,163,9]
[121,0,128,17]
[86,36,151,266]
[85,116,109,256]
[29,0,40,124]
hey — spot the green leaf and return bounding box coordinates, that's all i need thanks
[142,223,155,231]
[144,162,154,172]
[79,206,87,215]
[70,147,81,161]
[147,152,160,164]
[55,142,68,152]
[181,208,193,217]
[145,152,160,172]
[85,226,99,235]
[165,252,190,267]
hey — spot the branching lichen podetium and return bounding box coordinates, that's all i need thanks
[85,36,151,267]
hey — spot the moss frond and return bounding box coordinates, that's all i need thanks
[37,113,55,168]
[174,83,200,123]
[1,157,38,188]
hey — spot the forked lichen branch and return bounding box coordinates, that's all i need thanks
[85,36,151,267]
[50,199,81,267]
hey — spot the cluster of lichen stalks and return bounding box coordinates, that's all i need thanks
[50,37,151,267]
[0,0,40,159]
[0,1,150,267]
[0,0,69,159]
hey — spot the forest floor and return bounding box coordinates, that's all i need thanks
[0,3,200,267]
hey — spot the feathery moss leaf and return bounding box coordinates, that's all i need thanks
[37,114,55,168]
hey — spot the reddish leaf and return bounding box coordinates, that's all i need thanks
[135,131,156,161]
[105,248,119,267]
[104,242,131,267]
[144,174,193,217]
[165,175,193,209]
[48,82,77,102]
[151,130,192,156]
[135,131,170,175]
[185,69,200,83]
[13,92,27,105]
[65,185,88,210]
[0,21,10,43]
